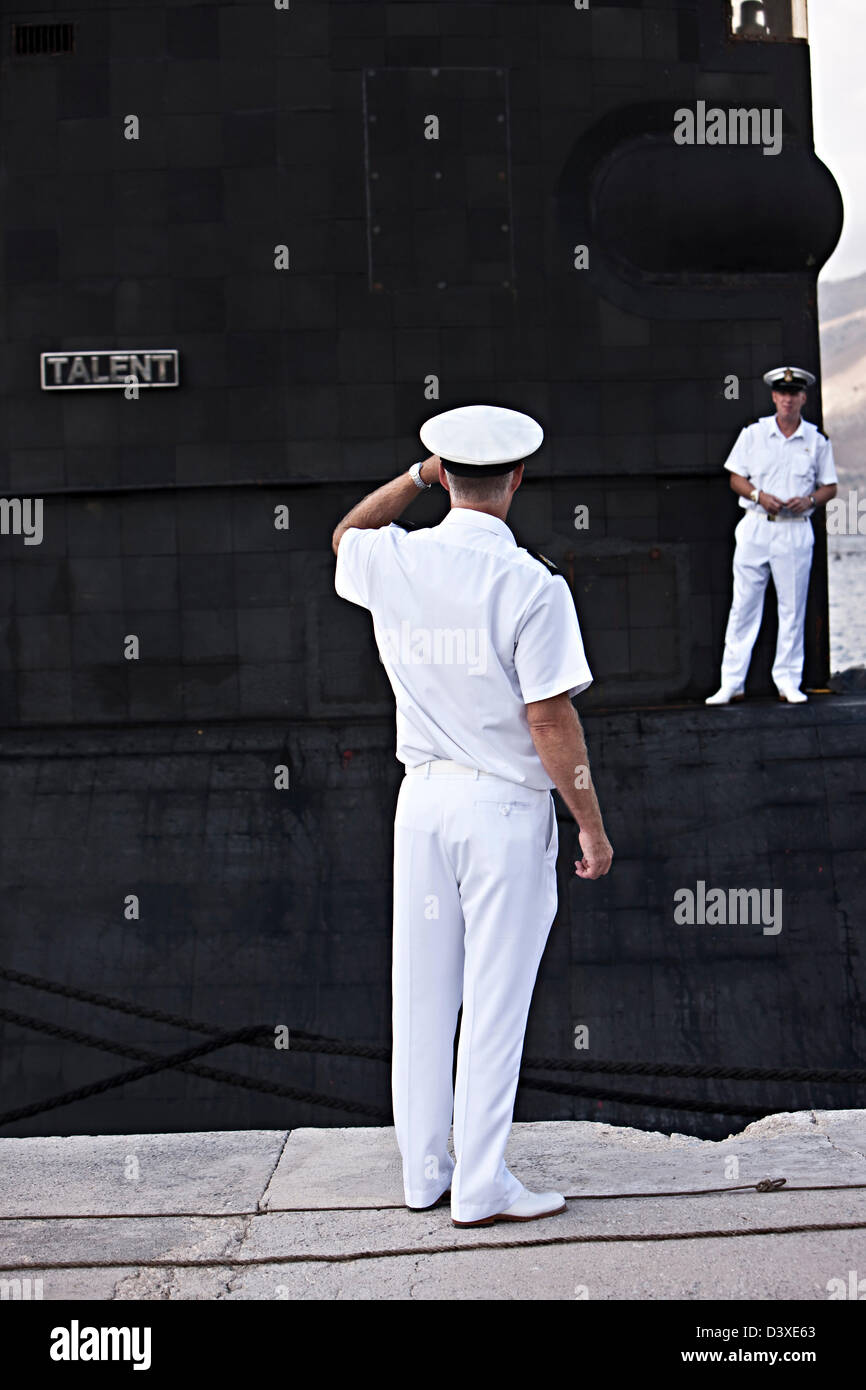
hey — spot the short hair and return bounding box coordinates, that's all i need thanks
[443,466,517,506]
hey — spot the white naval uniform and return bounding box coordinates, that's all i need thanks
[335,507,592,1222]
[719,414,837,691]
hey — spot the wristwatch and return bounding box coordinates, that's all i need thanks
[409,461,431,490]
[750,487,760,504]
[809,494,815,507]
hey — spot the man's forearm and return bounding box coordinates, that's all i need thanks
[729,472,756,501]
[335,473,418,542]
[812,483,837,507]
[331,456,440,553]
[729,472,837,510]
[529,705,605,832]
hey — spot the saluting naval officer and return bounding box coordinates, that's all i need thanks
[706,367,838,706]
[332,404,613,1228]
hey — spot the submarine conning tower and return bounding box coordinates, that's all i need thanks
[0,2,860,1141]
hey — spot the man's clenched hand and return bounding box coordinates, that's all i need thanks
[575,826,614,880]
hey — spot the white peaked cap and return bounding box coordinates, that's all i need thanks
[420,404,544,475]
[762,366,816,389]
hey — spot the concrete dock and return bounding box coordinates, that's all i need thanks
[1,1110,864,1300]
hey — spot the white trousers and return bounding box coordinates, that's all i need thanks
[720,510,814,691]
[391,762,559,1223]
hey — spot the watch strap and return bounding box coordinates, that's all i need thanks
[409,461,431,490]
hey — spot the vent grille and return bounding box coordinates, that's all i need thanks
[12,22,75,57]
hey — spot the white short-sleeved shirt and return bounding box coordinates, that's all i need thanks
[724,415,837,517]
[334,507,592,790]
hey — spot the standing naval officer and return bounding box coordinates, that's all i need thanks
[332,404,613,1228]
[706,367,838,705]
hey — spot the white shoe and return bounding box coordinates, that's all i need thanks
[777,685,807,703]
[704,686,745,705]
[452,1188,566,1228]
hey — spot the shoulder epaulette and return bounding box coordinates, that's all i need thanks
[523,545,563,578]
[391,519,418,532]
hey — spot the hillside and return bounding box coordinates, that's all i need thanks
[818,272,866,486]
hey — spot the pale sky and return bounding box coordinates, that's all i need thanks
[809,0,866,283]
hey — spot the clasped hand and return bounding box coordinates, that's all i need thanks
[760,492,811,515]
